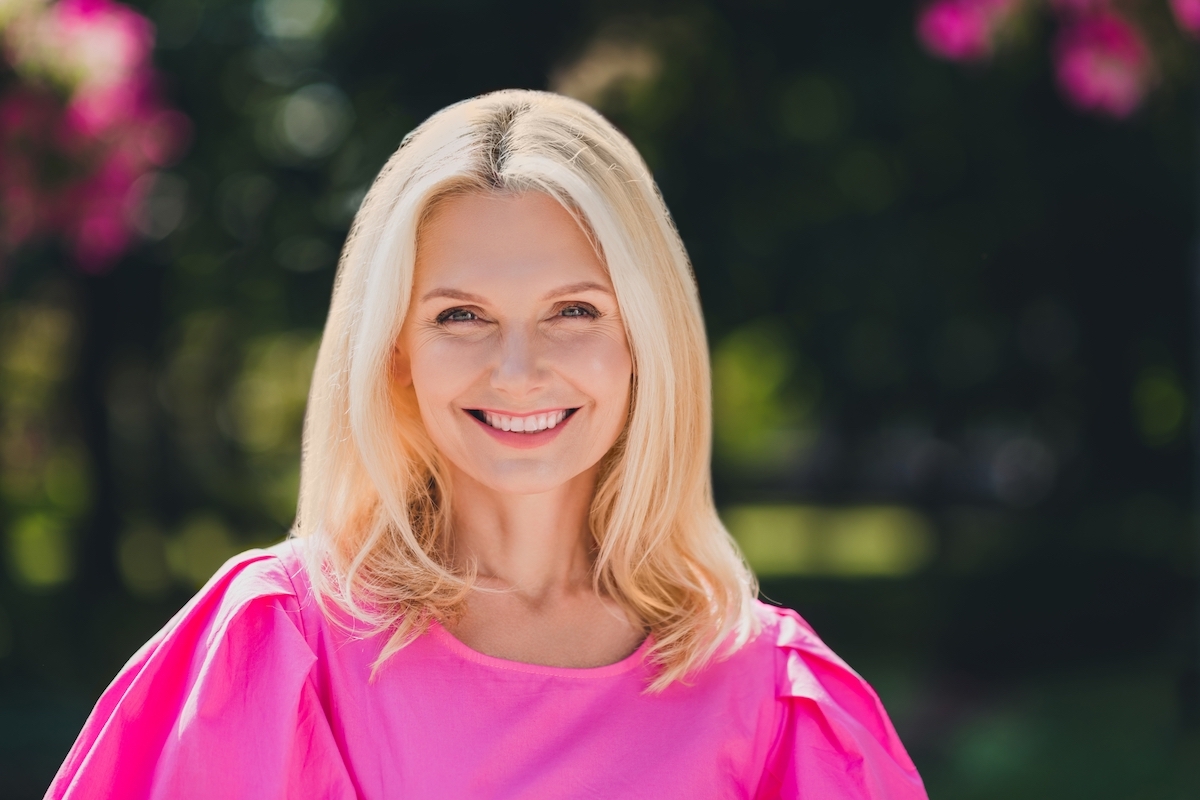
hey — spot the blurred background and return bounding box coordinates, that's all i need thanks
[1,0,1198,796]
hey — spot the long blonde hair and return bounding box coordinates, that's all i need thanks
[295,89,757,690]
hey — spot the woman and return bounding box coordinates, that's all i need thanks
[48,90,927,799]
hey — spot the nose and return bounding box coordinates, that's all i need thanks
[491,327,547,397]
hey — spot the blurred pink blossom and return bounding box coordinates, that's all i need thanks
[1170,0,1200,38]
[1054,13,1151,118]
[136,109,191,166]
[4,0,153,101]
[64,69,147,137]
[60,145,140,270]
[0,0,187,275]
[917,0,1022,62]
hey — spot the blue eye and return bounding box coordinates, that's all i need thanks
[437,308,478,323]
[560,304,597,318]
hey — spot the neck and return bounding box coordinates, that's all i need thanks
[448,465,599,601]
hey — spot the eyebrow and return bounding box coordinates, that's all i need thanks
[420,282,614,303]
[420,288,486,303]
[539,281,613,301]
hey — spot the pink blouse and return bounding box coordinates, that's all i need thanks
[46,541,927,799]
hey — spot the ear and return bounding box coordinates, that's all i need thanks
[393,342,413,387]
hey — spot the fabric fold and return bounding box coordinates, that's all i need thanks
[755,606,926,799]
[46,548,356,800]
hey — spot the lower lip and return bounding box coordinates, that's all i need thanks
[467,411,574,450]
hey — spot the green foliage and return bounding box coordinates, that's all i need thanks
[712,319,820,470]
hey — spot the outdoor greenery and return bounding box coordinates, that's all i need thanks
[1,0,1198,796]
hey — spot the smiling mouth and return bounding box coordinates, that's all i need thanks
[466,408,578,433]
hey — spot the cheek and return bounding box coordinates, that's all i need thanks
[561,333,633,413]
[408,338,485,401]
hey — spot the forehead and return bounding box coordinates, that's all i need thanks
[413,191,611,290]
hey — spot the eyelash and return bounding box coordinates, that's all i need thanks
[435,308,480,324]
[435,303,600,325]
[558,303,600,319]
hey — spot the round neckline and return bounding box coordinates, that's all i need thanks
[428,619,653,678]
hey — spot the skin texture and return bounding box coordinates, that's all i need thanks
[397,191,644,668]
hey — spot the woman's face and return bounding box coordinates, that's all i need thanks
[399,191,633,496]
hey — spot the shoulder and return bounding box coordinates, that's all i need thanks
[122,539,315,673]
[738,601,927,799]
[706,600,871,724]
[203,539,305,611]
[723,601,841,686]
[114,540,320,702]
[175,539,307,629]
[746,599,907,749]
[215,539,310,608]
[746,599,824,659]
[47,540,353,799]
[746,600,864,699]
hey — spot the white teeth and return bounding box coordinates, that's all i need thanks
[481,410,568,433]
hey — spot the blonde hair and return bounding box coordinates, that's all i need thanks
[295,89,757,690]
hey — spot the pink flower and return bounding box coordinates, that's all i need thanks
[59,147,139,270]
[135,109,191,166]
[1,1,190,276]
[917,0,1022,62]
[1170,0,1200,38]
[1054,13,1152,118]
[5,0,153,98]
[72,206,130,270]
[63,70,147,137]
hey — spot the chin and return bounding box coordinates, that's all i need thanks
[469,460,590,497]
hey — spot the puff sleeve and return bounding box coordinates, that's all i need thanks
[45,548,357,800]
[755,609,927,800]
